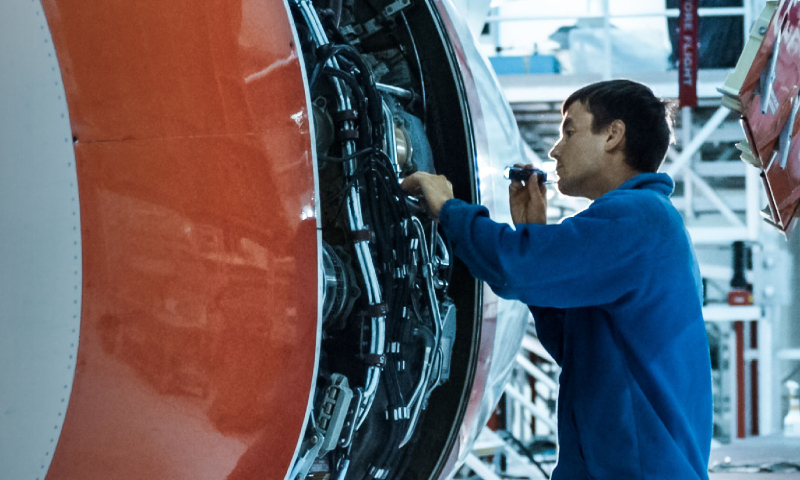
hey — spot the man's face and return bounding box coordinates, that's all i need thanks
[548,101,609,198]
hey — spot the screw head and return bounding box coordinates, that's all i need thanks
[760,26,768,35]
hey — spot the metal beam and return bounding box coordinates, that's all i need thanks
[687,226,751,244]
[745,164,762,241]
[684,169,746,227]
[683,107,695,220]
[665,106,732,177]
[521,334,557,363]
[504,384,558,432]
[464,454,504,480]
[484,7,748,23]
[516,353,558,391]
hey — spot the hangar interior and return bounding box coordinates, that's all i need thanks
[451,0,800,478]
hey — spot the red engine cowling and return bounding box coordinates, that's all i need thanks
[0,0,531,478]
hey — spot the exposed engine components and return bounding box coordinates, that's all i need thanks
[290,0,458,477]
[322,242,359,326]
[313,99,336,156]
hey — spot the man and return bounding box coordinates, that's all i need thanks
[401,80,712,479]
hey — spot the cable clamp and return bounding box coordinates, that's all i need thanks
[362,353,386,367]
[333,109,359,122]
[351,228,373,243]
[338,127,359,141]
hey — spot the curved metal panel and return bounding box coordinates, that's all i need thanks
[429,0,531,477]
[38,0,319,478]
[0,1,82,478]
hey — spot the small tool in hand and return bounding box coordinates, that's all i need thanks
[503,166,556,184]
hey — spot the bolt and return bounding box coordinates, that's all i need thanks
[760,26,767,35]
[310,435,319,444]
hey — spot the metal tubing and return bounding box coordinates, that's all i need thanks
[399,345,432,448]
[295,0,385,431]
[410,216,448,392]
[376,83,414,101]
[411,217,443,338]
[383,102,399,174]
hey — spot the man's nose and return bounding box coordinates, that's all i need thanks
[549,140,561,161]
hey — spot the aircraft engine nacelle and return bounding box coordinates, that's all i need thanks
[0,0,532,478]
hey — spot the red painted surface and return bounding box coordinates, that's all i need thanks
[735,321,745,439]
[737,0,800,233]
[42,0,318,478]
[751,321,759,436]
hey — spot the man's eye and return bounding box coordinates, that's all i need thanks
[564,130,574,137]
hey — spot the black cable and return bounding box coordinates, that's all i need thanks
[314,67,371,150]
[324,46,385,145]
[399,12,427,126]
[319,147,377,163]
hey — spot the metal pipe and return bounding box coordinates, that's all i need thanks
[411,216,447,391]
[434,232,450,268]
[399,345,432,447]
[383,101,399,174]
[483,7,748,23]
[376,83,414,101]
[411,217,443,336]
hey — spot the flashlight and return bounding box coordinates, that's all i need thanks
[503,166,553,184]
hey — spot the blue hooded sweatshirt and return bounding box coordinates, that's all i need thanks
[439,173,712,479]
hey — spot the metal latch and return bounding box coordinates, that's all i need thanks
[317,373,354,453]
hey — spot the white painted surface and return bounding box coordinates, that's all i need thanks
[0,1,81,478]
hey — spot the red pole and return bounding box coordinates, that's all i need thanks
[735,321,745,439]
[750,321,759,435]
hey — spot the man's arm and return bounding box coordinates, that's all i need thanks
[438,197,643,309]
[401,171,646,308]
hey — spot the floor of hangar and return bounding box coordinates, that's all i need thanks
[708,436,800,479]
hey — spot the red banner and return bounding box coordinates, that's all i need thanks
[679,0,698,107]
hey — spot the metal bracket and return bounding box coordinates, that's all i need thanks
[362,0,412,37]
[289,428,325,480]
[760,19,784,115]
[317,374,354,453]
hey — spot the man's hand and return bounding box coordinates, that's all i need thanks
[400,172,454,220]
[509,164,547,225]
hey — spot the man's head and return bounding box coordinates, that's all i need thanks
[549,80,673,199]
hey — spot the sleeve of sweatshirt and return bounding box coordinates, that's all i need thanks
[438,197,648,309]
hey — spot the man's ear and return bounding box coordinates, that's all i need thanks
[604,119,626,153]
